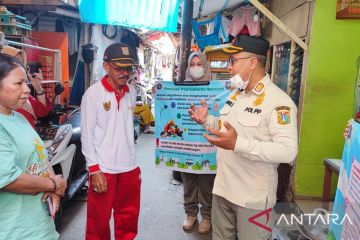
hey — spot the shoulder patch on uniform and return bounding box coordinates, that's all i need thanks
[103,101,112,111]
[275,106,291,125]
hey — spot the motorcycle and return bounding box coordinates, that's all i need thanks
[132,77,154,109]
[130,77,154,141]
[36,84,88,230]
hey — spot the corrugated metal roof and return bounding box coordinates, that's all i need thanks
[78,0,180,32]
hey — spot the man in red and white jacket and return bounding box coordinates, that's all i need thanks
[81,43,141,240]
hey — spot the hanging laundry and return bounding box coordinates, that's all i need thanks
[228,5,260,38]
[121,29,140,51]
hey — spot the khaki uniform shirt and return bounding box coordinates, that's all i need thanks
[204,74,298,210]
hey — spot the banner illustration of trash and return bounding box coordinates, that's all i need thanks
[154,80,230,174]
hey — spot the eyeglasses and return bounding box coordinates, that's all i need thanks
[108,62,137,74]
[227,56,252,66]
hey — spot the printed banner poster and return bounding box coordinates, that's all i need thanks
[329,120,360,240]
[154,80,230,173]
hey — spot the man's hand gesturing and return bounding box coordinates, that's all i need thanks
[188,99,208,124]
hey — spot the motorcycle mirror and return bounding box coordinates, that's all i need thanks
[54,83,64,96]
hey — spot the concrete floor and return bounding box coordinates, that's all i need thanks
[59,132,211,240]
[58,132,328,240]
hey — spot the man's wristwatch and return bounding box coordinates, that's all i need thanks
[36,90,45,96]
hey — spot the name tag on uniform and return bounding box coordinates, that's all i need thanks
[226,100,234,107]
[244,107,262,114]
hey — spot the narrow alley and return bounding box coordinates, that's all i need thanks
[59,133,212,240]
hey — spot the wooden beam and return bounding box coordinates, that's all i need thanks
[65,0,78,8]
[249,0,308,51]
[49,7,80,19]
[22,5,57,11]
[0,0,57,5]
[0,0,62,6]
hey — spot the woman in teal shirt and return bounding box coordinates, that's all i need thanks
[0,53,67,240]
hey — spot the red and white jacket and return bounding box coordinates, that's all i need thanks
[81,76,137,174]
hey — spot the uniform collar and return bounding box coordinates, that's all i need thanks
[101,75,129,93]
[251,74,271,95]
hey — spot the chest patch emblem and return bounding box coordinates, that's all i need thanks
[103,101,112,111]
[230,90,241,101]
[275,106,291,125]
[253,93,265,106]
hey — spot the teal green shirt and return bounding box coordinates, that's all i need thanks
[0,112,58,240]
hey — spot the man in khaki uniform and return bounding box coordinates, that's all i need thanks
[188,35,298,240]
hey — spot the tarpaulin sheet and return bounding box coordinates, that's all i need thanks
[79,0,180,32]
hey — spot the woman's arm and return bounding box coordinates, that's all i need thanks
[29,96,52,118]
[42,163,63,217]
[28,72,47,106]
[27,72,53,118]
[3,173,66,196]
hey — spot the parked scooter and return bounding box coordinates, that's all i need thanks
[130,77,153,142]
[131,75,154,109]
[36,84,88,230]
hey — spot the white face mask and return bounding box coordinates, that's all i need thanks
[189,66,205,79]
[229,58,253,90]
[229,74,250,90]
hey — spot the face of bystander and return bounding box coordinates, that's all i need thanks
[103,61,135,90]
[0,66,30,115]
